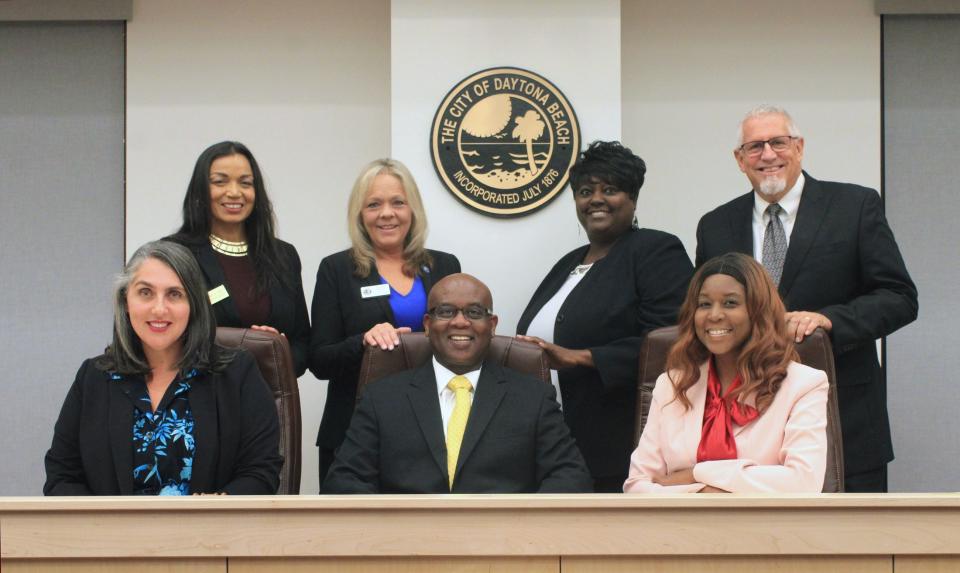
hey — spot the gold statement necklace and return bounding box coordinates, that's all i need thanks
[209,234,248,257]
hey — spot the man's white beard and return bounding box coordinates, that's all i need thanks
[758,176,787,198]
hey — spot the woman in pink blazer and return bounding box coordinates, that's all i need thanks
[624,253,828,493]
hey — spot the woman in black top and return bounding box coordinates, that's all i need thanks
[309,158,459,485]
[44,240,281,495]
[169,141,310,376]
[517,141,694,492]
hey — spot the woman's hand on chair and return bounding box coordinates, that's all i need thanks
[364,323,411,351]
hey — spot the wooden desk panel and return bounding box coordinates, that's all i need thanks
[2,495,958,572]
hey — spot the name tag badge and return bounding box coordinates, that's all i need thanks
[208,284,230,305]
[360,283,391,299]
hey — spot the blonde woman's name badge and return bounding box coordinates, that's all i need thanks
[430,67,580,218]
[361,284,391,299]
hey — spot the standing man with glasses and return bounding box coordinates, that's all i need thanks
[695,105,918,492]
[323,273,592,493]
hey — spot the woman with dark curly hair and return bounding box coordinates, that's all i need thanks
[624,253,828,493]
[168,141,310,376]
[516,141,693,492]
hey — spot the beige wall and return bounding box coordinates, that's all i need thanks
[126,0,391,494]
[622,0,881,256]
[391,0,622,335]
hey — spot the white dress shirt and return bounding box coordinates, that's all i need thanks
[432,357,481,439]
[752,173,805,262]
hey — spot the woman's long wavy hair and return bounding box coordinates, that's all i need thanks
[666,253,798,413]
[170,141,293,293]
[346,158,432,278]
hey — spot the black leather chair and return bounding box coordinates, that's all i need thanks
[635,326,844,492]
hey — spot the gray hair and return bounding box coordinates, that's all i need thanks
[735,104,802,149]
[98,240,232,375]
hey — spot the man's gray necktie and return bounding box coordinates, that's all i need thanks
[762,203,787,285]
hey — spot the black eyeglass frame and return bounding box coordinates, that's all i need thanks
[427,304,494,321]
[737,135,799,157]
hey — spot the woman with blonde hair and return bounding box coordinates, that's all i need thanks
[309,158,460,484]
[624,253,828,493]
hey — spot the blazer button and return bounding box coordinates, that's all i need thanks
[556,313,564,323]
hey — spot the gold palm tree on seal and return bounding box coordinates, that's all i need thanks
[512,110,546,177]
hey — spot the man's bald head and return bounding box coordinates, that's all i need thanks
[428,273,493,310]
[424,273,497,374]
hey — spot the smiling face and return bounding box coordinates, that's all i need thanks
[735,113,805,203]
[574,177,636,244]
[361,173,412,255]
[208,153,255,238]
[126,257,191,365]
[694,273,752,362]
[424,274,498,374]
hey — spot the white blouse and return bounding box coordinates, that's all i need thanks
[523,263,593,409]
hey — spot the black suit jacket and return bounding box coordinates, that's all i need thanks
[516,228,693,483]
[695,172,918,474]
[322,361,593,493]
[44,350,282,495]
[308,249,460,453]
[174,237,310,377]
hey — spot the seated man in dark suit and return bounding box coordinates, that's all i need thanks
[323,273,592,493]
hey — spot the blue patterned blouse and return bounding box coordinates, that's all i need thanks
[114,370,198,495]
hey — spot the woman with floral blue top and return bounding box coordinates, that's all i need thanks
[44,240,282,495]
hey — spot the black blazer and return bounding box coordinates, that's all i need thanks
[308,249,460,453]
[322,360,593,493]
[516,228,693,483]
[44,350,282,495]
[174,237,310,377]
[695,172,918,475]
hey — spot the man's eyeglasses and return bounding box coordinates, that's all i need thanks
[738,136,798,157]
[427,304,493,321]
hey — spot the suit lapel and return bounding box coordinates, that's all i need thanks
[779,173,832,296]
[728,192,755,256]
[522,246,588,328]
[361,263,396,324]
[196,244,242,326]
[189,373,218,492]
[108,377,136,494]
[406,363,447,480]
[454,361,507,480]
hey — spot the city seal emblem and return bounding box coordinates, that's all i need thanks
[430,67,580,217]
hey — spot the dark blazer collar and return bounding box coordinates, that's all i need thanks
[521,228,645,330]
[727,191,755,256]
[405,362,447,479]
[197,241,298,329]
[454,360,508,482]
[108,377,137,494]
[358,260,397,325]
[196,242,243,326]
[780,171,832,296]
[405,358,509,487]
[188,372,218,493]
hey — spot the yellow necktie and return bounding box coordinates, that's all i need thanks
[445,375,473,490]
